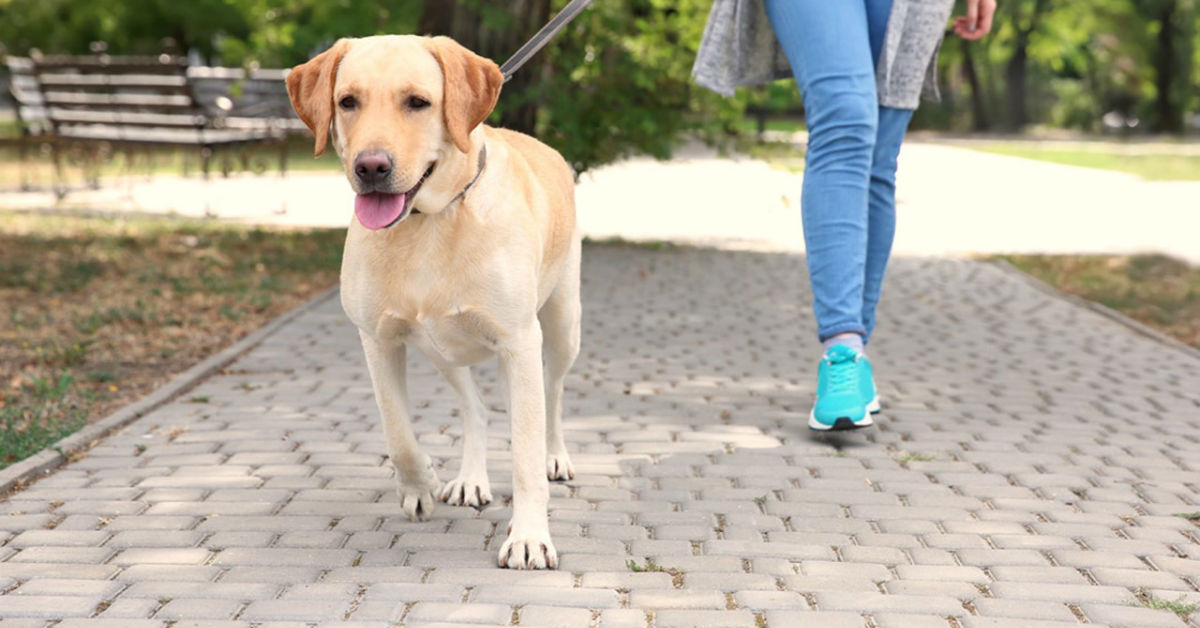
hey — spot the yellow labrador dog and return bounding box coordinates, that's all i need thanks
[286,35,580,569]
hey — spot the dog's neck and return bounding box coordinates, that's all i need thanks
[413,132,488,216]
[416,144,486,216]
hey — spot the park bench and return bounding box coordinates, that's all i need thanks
[4,52,300,195]
[33,52,282,193]
[187,65,310,174]
[4,55,51,190]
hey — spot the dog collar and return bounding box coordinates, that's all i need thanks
[414,144,487,215]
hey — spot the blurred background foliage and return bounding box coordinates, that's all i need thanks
[0,0,1196,172]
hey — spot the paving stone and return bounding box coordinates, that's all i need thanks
[628,590,726,610]
[987,582,1135,604]
[893,565,988,583]
[883,580,980,598]
[733,590,806,610]
[8,548,113,564]
[210,548,357,567]
[114,565,221,582]
[404,602,511,625]
[813,592,965,615]
[683,572,778,591]
[1088,567,1193,590]
[597,609,648,628]
[7,531,111,548]
[109,548,211,565]
[871,613,954,628]
[55,621,161,628]
[764,611,863,627]
[1080,604,1189,628]
[121,581,280,600]
[155,599,243,620]
[240,599,352,622]
[959,619,1096,628]
[518,605,595,628]
[0,596,100,618]
[652,610,756,628]
[986,566,1089,584]
[12,579,123,597]
[470,585,620,608]
[971,599,1079,622]
[3,250,1200,626]
[95,597,160,619]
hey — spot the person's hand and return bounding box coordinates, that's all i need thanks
[953,0,996,40]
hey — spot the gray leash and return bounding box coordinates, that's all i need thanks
[499,0,597,82]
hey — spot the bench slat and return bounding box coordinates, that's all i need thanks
[42,92,193,108]
[49,109,206,128]
[38,73,188,88]
[57,124,272,145]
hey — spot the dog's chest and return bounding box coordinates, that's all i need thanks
[403,310,498,366]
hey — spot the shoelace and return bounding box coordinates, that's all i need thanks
[824,354,860,395]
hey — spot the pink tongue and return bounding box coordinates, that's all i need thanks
[354,193,407,230]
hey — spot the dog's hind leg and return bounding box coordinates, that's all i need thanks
[359,332,440,521]
[436,365,493,508]
[538,238,581,482]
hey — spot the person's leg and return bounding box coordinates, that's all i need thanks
[861,0,910,342]
[862,106,913,341]
[763,0,878,345]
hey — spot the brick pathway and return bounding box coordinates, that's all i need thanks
[1,246,1199,628]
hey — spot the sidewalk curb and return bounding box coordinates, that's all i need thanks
[989,258,1200,362]
[0,284,341,496]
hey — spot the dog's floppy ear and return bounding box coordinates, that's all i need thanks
[426,36,503,153]
[286,39,351,156]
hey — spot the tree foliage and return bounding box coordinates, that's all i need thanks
[0,0,1196,175]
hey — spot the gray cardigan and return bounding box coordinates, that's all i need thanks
[692,0,955,109]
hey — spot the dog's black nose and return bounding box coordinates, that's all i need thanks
[354,150,393,187]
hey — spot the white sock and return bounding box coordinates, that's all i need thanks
[822,332,863,355]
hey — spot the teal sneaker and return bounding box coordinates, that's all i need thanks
[809,344,874,431]
[859,353,881,415]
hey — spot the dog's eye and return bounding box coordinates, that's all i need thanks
[338,96,358,110]
[407,96,430,110]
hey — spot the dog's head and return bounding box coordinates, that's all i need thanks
[286,35,503,229]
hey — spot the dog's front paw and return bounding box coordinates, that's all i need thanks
[546,450,574,481]
[397,483,438,521]
[439,472,492,508]
[394,458,440,522]
[497,526,558,570]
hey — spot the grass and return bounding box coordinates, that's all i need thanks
[1135,589,1198,621]
[999,254,1200,349]
[0,210,344,469]
[739,118,806,135]
[627,559,684,587]
[894,451,935,464]
[971,143,1200,181]
[745,140,806,174]
[1174,512,1200,521]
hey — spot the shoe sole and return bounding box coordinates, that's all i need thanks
[809,395,878,432]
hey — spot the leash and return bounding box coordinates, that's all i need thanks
[499,0,597,82]
[423,1,591,214]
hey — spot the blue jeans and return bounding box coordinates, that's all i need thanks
[764,0,914,343]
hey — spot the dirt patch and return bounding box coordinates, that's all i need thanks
[0,210,344,468]
[1001,254,1200,349]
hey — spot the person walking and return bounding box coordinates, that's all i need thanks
[692,0,995,431]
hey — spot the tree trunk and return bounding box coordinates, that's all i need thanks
[1152,2,1180,133]
[960,37,990,131]
[418,2,455,38]
[1005,38,1029,131]
[418,0,552,136]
